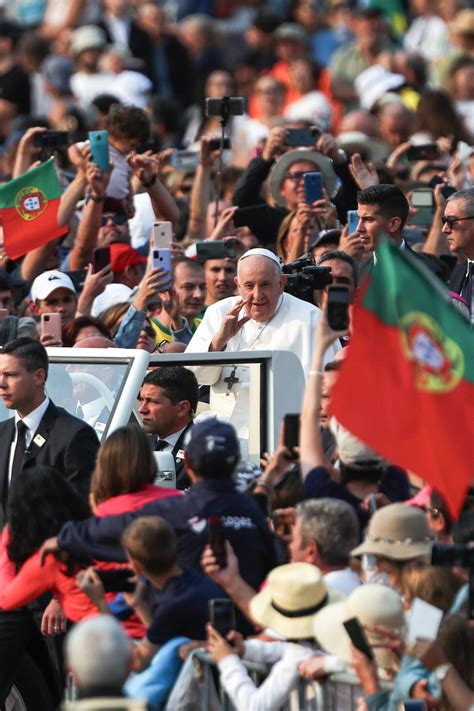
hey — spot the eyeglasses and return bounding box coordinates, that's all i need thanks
[441,215,474,229]
[153,339,170,354]
[285,171,307,183]
[100,214,127,227]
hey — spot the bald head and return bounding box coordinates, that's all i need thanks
[73,336,117,349]
[339,110,378,138]
[377,102,414,149]
[236,255,286,322]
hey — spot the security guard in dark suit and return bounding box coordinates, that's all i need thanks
[139,366,198,489]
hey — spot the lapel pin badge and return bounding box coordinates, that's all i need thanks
[33,434,46,447]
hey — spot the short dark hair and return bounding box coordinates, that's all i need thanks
[357,184,410,227]
[1,337,48,378]
[122,516,177,576]
[318,249,359,289]
[105,104,150,143]
[172,257,204,280]
[324,359,341,372]
[143,366,199,414]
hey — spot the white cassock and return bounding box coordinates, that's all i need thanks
[186,293,340,448]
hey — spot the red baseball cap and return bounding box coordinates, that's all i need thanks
[109,243,146,273]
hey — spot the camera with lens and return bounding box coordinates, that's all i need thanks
[431,542,474,568]
[283,255,333,303]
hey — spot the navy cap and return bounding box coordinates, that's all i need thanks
[185,418,240,464]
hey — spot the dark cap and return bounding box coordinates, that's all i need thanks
[184,418,240,465]
[308,228,341,252]
[103,197,128,217]
[0,19,22,42]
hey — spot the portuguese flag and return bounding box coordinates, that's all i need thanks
[331,240,474,518]
[0,159,67,260]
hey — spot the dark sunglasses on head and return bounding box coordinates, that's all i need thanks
[142,324,156,338]
[100,214,127,227]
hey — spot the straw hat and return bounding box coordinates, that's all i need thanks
[351,503,433,560]
[249,563,342,640]
[268,148,338,207]
[314,584,406,672]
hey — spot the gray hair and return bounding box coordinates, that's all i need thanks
[446,188,474,214]
[65,615,131,691]
[296,498,360,566]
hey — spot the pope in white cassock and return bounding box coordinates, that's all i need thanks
[186,248,340,445]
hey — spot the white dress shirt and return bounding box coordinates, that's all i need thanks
[8,397,50,483]
[156,425,188,454]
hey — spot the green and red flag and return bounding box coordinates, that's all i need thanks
[0,159,67,260]
[331,240,474,518]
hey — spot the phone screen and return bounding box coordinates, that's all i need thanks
[92,246,111,273]
[208,516,227,568]
[411,190,433,208]
[209,599,236,637]
[347,210,359,235]
[284,414,300,459]
[327,285,350,331]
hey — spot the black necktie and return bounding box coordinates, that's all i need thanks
[11,420,28,481]
[155,439,169,451]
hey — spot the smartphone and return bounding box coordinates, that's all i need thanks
[0,309,8,319]
[343,617,374,660]
[209,137,231,151]
[441,185,456,200]
[347,210,359,235]
[284,413,300,459]
[410,188,435,226]
[41,313,62,342]
[208,598,236,638]
[150,248,172,290]
[286,128,317,147]
[64,268,88,293]
[208,516,227,569]
[304,172,324,205]
[92,246,111,273]
[89,130,110,171]
[327,285,350,331]
[33,130,69,149]
[152,221,173,249]
[399,701,428,710]
[95,568,136,594]
[407,598,443,644]
[205,97,245,117]
[170,151,200,170]
[196,241,237,261]
[406,144,440,162]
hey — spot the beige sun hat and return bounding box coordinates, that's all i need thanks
[249,563,343,640]
[314,584,406,673]
[268,148,338,207]
[351,503,433,560]
[450,8,474,35]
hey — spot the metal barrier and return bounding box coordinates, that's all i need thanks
[193,649,393,711]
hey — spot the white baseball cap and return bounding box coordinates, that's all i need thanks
[31,270,77,302]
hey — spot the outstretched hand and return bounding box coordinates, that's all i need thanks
[210,299,250,351]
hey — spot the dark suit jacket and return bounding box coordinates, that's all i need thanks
[97,19,154,69]
[358,239,419,280]
[0,402,100,528]
[450,260,470,293]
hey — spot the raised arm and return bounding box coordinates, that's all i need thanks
[187,135,221,240]
[69,162,112,270]
[127,152,180,228]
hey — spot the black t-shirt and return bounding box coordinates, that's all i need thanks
[0,64,31,115]
[147,566,224,646]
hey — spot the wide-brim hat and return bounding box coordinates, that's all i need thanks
[269,148,338,207]
[249,562,343,640]
[336,131,389,162]
[351,503,433,560]
[450,9,474,35]
[314,584,406,672]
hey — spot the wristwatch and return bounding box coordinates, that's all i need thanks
[434,663,452,683]
[142,174,157,188]
[86,193,106,203]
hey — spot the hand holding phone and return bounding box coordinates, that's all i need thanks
[40,313,62,343]
[208,516,227,569]
[89,130,110,171]
[92,246,111,273]
[284,413,300,460]
[150,248,172,290]
[208,598,236,638]
[304,172,324,205]
[327,285,350,331]
[343,617,374,660]
[152,221,173,248]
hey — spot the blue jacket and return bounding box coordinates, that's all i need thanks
[59,479,277,591]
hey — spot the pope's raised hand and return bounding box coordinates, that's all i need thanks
[210,299,250,352]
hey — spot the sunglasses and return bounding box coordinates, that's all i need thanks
[142,324,155,338]
[441,215,474,229]
[285,171,307,183]
[100,214,127,227]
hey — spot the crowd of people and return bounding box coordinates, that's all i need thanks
[0,0,473,710]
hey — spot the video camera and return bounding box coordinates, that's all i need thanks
[432,542,474,618]
[282,254,333,304]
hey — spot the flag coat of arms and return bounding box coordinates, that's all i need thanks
[0,159,67,259]
[331,240,474,517]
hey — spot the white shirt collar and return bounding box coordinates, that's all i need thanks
[373,238,405,265]
[81,397,105,426]
[163,424,189,448]
[15,396,50,446]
